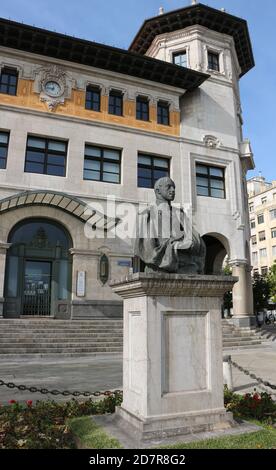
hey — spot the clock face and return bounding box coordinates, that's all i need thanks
[44,81,62,97]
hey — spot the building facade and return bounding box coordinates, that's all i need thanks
[0,3,255,327]
[248,176,276,275]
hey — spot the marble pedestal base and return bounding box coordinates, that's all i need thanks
[111,273,238,441]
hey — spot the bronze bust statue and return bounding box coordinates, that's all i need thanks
[135,177,206,274]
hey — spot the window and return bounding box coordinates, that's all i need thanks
[196,164,225,199]
[0,67,18,95]
[108,90,123,116]
[253,269,259,276]
[208,51,220,72]
[0,131,9,169]
[261,197,267,205]
[250,219,256,230]
[272,228,276,239]
[249,204,254,213]
[84,145,121,184]
[136,96,149,121]
[270,209,276,220]
[85,86,101,111]
[252,252,258,264]
[173,51,187,68]
[272,246,276,258]
[138,153,170,188]
[24,136,67,177]
[260,248,267,258]
[261,266,268,276]
[259,231,266,242]
[257,214,264,224]
[157,101,170,126]
[251,235,257,246]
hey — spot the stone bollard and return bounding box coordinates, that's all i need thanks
[223,355,233,391]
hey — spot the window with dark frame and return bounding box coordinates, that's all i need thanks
[208,51,220,72]
[136,96,149,121]
[272,228,276,239]
[138,153,170,188]
[261,266,268,276]
[85,86,101,112]
[196,164,225,199]
[257,214,264,225]
[259,231,266,242]
[157,101,170,126]
[24,136,67,177]
[251,236,257,246]
[108,90,123,116]
[173,51,187,68]
[84,145,121,184]
[0,67,18,95]
[250,219,256,229]
[0,131,9,169]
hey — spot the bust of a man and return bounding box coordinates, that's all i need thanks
[135,177,206,274]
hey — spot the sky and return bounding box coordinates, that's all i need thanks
[0,0,275,181]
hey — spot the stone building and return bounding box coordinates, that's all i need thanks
[247,176,276,275]
[0,2,255,327]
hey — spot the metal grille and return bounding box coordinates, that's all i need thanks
[23,262,51,316]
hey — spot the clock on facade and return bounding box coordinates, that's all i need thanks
[44,81,62,97]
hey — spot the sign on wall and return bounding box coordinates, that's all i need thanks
[76,271,86,297]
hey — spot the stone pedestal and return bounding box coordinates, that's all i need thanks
[110,273,238,440]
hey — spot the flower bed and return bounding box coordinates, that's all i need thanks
[0,393,122,449]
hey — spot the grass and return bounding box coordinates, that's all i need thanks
[69,416,122,449]
[69,417,276,449]
[161,425,276,449]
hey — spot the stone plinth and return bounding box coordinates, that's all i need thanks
[110,273,238,440]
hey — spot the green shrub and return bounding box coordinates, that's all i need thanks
[224,387,276,423]
[0,393,122,449]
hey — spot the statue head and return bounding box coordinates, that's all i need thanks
[154,177,175,203]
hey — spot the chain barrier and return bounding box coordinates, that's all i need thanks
[0,378,123,398]
[229,358,276,392]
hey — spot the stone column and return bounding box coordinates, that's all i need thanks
[110,273,237,442]
[0,242,11,318]
[230,261,255,328]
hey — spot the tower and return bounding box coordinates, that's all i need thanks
[129,3,255,326]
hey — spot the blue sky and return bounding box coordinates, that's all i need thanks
[1,0,275,181]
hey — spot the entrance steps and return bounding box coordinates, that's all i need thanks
[0,318,272,358]
[0,318,123,357]
[222,319,272,350]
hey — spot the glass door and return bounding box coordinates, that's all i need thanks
[23,260,51,316]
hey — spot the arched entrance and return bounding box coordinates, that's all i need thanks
[202,234,229,275]
[4,218,72,318]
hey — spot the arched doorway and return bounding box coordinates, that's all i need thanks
[202,234,229,275]
[4,218,72,318]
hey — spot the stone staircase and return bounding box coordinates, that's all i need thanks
[222,319,271,350]
[0,318,123,358]
[0,318,272,358]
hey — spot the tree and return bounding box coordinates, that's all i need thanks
[252,273,270,312]
[267,262,276,303]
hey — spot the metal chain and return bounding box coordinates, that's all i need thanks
[0,378,122,398]
[229,359,276,391]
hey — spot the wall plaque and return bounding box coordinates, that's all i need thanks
[77,271,86,297]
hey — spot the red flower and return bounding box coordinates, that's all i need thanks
[9,399,16,404]
[26,400,33,407]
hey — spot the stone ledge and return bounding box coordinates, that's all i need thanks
[93,412,261,449]
[110,273,238,298]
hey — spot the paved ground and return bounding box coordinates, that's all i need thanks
[1,341,276,404]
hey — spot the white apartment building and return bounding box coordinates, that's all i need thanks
[0,3,255,328]
[248,176,276,275]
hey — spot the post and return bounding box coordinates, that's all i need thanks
[223,355,233,391]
